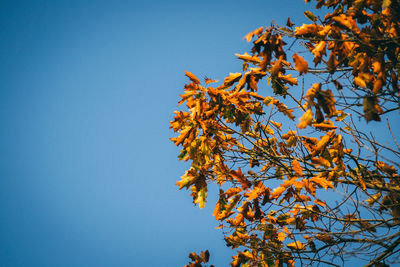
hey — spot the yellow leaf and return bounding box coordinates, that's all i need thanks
[373,78,383,94]
[366,193,381,206]
[176,168,196,189]
[246,182,267,201]
[287,241,306,250]
[332,14,360,34]
[270,120,282,130]
[304,11,317,22]
[382,0,391,10]
[298,109,313,129]
[194,187,207,209]
[372,61,382,73]
[277,232,286,242]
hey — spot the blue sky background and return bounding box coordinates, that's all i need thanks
[1,1,387,266]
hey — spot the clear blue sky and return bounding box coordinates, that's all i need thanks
[0,1,330,266]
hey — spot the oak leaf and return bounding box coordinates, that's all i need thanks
[292,159,303,176]
[235,52,261,64]
[185,71,201,85]
[298,109,313,129]
[292,53,309,74]
[287,241,306,250]
[223,73,242,86]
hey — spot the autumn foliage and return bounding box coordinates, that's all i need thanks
[171,0,400,266]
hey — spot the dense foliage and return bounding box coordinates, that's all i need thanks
[171,0,400,266]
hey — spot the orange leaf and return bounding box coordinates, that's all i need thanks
[204,77,218,84]
[235,52,262,64]
[292,159,303,176]
[311,41,326,65]
[311,157,331,167]
[313,123,337,131]
[246,182,267,201]
[372,61,382,73]
[185,71,201,85]
[278,73,298,85]
[277,232,286,242]
[314,199,327,206]
[287,241,306,250]
[223,72,242,86]
[173,126,193,146]
[243,26,264,42]
[310,176,333,190]
[314,133,333,155]
[292,53,309,74]
[332,14,360,34]
[354,76,366,88]
[295,24,318,35]
[271,186,286,199]
[176,168,196,189]
[231,168,251,189]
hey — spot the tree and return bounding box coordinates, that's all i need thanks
[171,0,400,266]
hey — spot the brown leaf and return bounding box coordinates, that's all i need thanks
[200,250,210,263]
[363,96,382,122]
[286,17,294,27]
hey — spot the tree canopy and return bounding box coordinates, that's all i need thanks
[171,0,400,266]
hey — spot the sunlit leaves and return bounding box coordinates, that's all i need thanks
[171,0,400,265]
